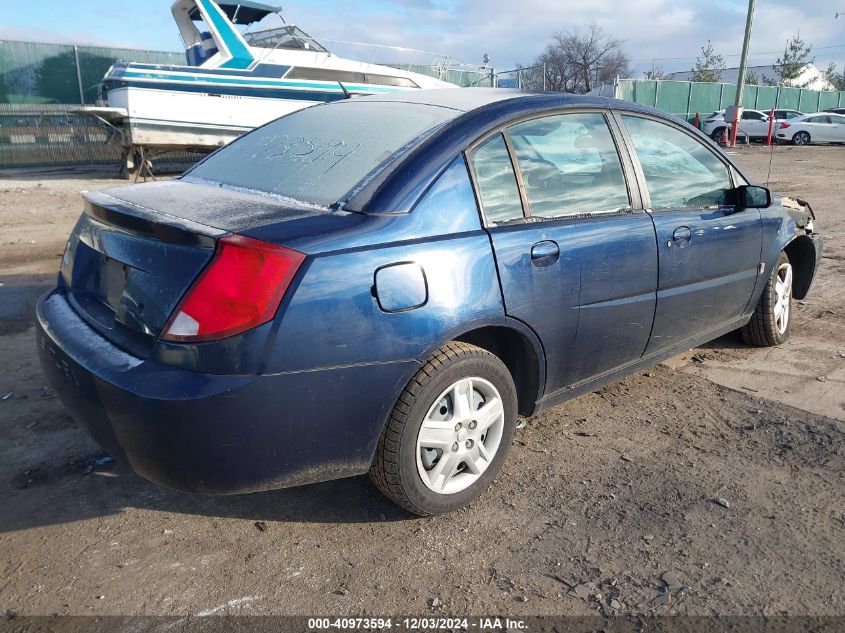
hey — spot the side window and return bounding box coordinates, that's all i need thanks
[622,115,732,209]
[806,115,829,124]
[506,113,630,218]
[742,111,763,120]
[468,133,524,225]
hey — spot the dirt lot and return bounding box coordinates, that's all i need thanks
[0,147,843,620]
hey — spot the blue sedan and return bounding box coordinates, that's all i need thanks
[37,89,823,515]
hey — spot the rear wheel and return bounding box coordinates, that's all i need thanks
[741,252,793,347]
[792,131,811,145]
[370,342,517,516]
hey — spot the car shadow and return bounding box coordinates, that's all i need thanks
[0,275,412,531]
[3,453,412,532]
[697,330,747,351]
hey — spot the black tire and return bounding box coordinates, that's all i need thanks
[369,342,518,516]
[712,127,729,144]
[741,251,792,347]
[792,131,811,145]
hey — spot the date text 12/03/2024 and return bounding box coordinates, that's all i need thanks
[307,617,528,630]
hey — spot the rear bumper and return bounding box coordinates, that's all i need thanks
[36,289,416,494]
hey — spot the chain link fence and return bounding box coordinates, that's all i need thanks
[0,39,185,106]
[0,104,202,171]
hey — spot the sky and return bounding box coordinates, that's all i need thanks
[1,0,844,76]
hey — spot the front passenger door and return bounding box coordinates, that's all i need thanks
[619,114,762,355]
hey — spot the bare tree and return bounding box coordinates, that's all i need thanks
[518,24,629,93]
[644,65,670,80]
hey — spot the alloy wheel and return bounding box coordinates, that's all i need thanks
[774,262,792,335]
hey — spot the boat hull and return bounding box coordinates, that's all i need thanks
[106,86,320,150]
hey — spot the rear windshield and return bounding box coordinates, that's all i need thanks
[184,100,458,207]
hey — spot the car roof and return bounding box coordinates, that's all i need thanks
[352,87,677,119]
[351,88,524,112]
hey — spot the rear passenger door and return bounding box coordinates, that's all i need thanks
[467,111,658,395]
[618,114,762,354]
[803,115,832,141]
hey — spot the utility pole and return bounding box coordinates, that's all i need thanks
[836,12,845,87]
[730,0,756,145]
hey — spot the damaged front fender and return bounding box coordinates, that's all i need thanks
[774,196,823,300]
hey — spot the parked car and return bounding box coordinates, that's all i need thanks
[702,108,773,142]
[777,112,845,144]
[37,90,823,516]
[773,109,804,121]
[824,107,845,115]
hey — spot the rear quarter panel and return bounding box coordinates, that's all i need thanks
[264,235,503,373]
[261,157,508,374]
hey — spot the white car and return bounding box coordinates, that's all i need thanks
[776,112,845,145]
[702,108,773,142]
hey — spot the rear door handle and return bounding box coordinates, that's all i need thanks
[531,240,560,266]
[670,226,692,247]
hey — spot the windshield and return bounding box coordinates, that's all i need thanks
[243,26,328,52]
[185,100,458,206]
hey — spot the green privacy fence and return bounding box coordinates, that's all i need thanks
[0,39,185,105]
[603,79,845,124]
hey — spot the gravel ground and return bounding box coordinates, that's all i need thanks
[0,146,843,619]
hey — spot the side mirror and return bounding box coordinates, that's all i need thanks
[737,185,771,209]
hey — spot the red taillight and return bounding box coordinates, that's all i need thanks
[161,234,305,343]
[779,122,791,129]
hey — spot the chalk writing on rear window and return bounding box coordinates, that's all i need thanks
[186,101,457,207]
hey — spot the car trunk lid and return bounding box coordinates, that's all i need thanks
[61,180,332,357]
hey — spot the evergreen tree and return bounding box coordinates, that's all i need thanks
[822,63,844,91]
[690,41,726,83]
[774,33,813,87]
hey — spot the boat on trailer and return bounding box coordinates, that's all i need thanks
[82,0,469,176]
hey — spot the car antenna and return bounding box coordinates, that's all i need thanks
[338,81,352,99]
[765,129,776,188]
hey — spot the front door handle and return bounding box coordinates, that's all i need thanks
[670,226,692,248]
[531,240,560,266]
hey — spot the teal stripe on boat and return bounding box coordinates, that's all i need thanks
[197,0,254,69]
[119,69,406,93]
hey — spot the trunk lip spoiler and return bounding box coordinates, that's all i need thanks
[83,190,225,248]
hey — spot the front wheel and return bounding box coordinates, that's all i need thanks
[370,342,517,516]
[741,252,793,347]
[712,128,729,144]
[792,131,811,145]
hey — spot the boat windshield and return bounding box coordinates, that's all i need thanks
[244,25,328,53]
